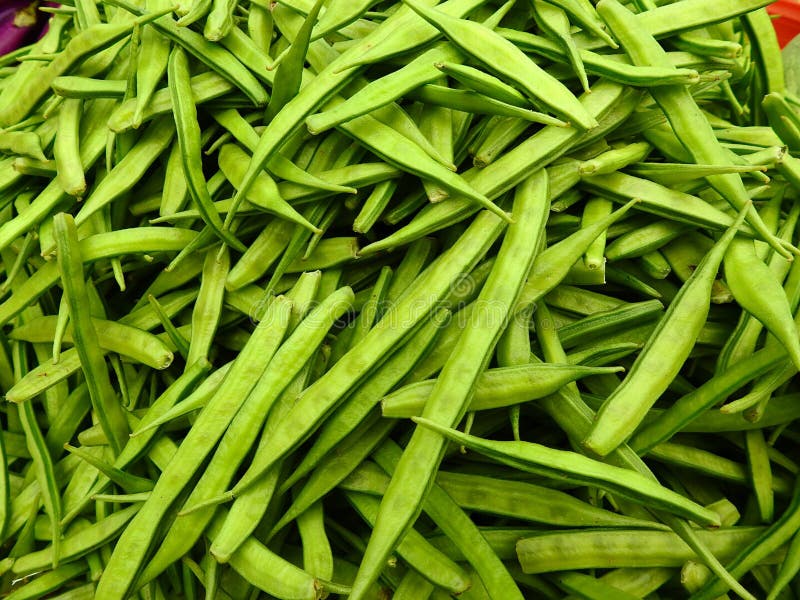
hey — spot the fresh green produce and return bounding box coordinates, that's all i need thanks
[1,0,800,599]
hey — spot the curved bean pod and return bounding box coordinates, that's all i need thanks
[371,440,526,599]
[186,247,230,367]
[206,509,326,600]
[582,204,749,456]
[9,316,173,370]
[54,213,129,456]
[414,417,720,527]
[433,471,669,530]
[167,47,245,251]
[131,0,170,127]
[408,85,567,126]
[53,99,85,197]
[345,491,471,593]
[723,237,800,370]
[382,363,623,417]
[435,61,529,107]
[533,0,589,92]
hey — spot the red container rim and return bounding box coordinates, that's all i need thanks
[768,0,800,47]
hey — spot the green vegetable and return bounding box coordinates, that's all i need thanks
[0,1,798,599]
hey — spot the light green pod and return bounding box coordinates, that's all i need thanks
[382,363,623,417]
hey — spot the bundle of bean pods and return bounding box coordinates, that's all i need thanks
[3,0,800,597]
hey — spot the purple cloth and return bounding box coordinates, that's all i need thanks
[0,1,52,55]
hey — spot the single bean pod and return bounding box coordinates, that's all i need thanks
[516,527,771,574]
[382,363,624,417]
[723,237,800,370]
[412,417,721,527]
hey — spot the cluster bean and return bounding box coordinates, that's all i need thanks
[0,1,798,599]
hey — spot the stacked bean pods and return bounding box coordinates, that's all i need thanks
[1,0,800,598]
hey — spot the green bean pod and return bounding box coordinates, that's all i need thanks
[53,99,86,197]
[766,530,800,600]
[207,336,319,563]
[382,363,623,417]
[211,110,356,193]
[413,417,721,527]
[186,246,230,367]
[340,113,510,221]
[403,0,596,130]
[723,237,800,370]
[693,481,800,599]
[499,28,699,87]
[206,508,326,600]
[515,198,638,312]
[263,0,325,123]
[582,204,750,457]
[22,512,116,583]
[132,0,170,127]
[94,297,293,599]
[533,0,589,92]
[9,316,173,370]
[110,71,235,133]
[435,61,529,108]
[167,47,245,251]
[137,288,354,586]
[597,0,793,260]
[218,144,322,232]
[279,308,449,494]
[53,213,129,456]
[516,527,771,574]
[430,471,668,529]
[344,491,471,592]
[74,115,175,228]
[16,365,62,567]
[579,142,651,176]
[203,0,238,41]
[127,362,229,440]
[557,299,663,348]
[3,562,88,600]
[345,170,549,598]
[269,416,394,540]
[371,440,527,599]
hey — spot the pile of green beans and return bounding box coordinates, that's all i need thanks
[2,0,800,598]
